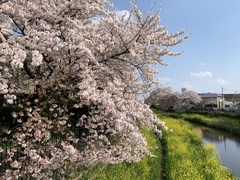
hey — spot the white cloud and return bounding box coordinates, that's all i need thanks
[91,10,130,24]
[217,78,229,85]
[173,82,194,92]
[158,77,170,85]
[190,71,212,78]
[90,15,102,25]
[116,10,131,21]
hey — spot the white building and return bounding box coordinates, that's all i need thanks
[198,93,224,110]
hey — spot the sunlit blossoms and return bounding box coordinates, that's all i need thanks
[0,82,8,94]
[0,0,187,178]
[144,87,179,111]
[10,48,26,68]
[31,50,43,67]
[145,87,202,113]
[173,90,202,113]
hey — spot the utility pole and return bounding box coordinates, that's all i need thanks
[222,87,224,109]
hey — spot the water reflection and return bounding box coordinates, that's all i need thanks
[201,129,225,142]
[198,126,240,178]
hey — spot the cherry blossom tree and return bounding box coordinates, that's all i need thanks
[144,87,179,111]
[173,90,202,113]
[0,0,187,178]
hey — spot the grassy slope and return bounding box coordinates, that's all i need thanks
[182,112,240,136]
[160,111,240,136]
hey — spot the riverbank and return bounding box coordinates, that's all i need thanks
[198,124,240,178]
[158,110,240,136]
[154,109,235,179]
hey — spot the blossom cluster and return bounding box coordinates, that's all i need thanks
[0,82,8,94]
[31,50,43,66]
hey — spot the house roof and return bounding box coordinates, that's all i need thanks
[224,94,240,101]
[198,93,222,98]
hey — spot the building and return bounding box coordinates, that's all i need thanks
[224,94,240,102]
[181,88,187,93]
[222,94,240,112]
[198,93,224,110]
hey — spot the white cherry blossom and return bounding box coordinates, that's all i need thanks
[0,0,187,178]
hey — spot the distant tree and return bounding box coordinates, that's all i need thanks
[0,0,187,178]
[145,87,179,110]
[173,90,202,113]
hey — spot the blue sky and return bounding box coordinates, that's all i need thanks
[110,0,240,94]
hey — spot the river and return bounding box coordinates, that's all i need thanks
[194,125,240,178]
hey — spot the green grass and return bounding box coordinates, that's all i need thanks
[159,110,240,136]
[154,110,235,180]
[56,127,162,180]
[182,113,240,136]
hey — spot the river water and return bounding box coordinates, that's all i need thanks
[195,125,240,178]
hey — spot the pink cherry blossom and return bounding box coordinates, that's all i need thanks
[0,0,187,179]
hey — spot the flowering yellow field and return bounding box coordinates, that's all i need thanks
[154,110,235,180]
